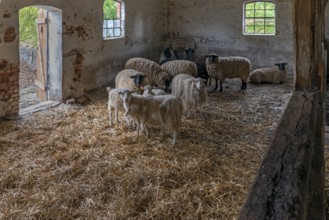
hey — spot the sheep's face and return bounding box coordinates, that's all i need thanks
[130,73,147,88]
[185,48,195,61]
[163,47,174,59]
[119,90,134,103]
[206,54,219,65]
[274,63,288,71]
[193,78,207,91]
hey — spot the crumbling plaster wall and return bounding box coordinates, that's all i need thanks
[165,0,294,73]
[0,0,164,117]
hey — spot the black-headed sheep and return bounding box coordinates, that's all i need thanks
[115,69,147,94]
[124,57,170,91]
[206,53,251,92]
[249,63,288,84]
[161,60,198,81]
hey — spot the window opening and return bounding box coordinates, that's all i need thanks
[103,0,125,39]
[243,1,275,35]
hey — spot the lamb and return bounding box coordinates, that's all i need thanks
[124,57,170,91]
[206,53,251,92]
[159,47,176,65]
[171,74,208,115]
[143,85,167,96]
[119,90,183,145]
[249,63,288,84]
[107,87,126,126]
[115,69,147,94]
[160,60,198,81]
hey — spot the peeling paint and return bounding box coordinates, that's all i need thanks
[4,27,16,42]
[63,24,92,40]
[0,59,8,70]
[3,11,11,18]
[73,51,84,82]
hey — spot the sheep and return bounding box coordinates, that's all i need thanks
[143,85,167,97]
[107,87,126,126]
[160,60,198,83]
[206,53,251,92]
[159,47,176,65]
[124,57,170,91]
[171,74,208,115]
[249,63,288,84]
[119,90,183,145]
[115,69,147,94]
[173,48,195,61]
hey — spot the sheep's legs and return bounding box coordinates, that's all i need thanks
[219,81,223,92]
[213,79,218,91]
[241,80,247,90]
[172,131,177,145]
[115,107,119,123]
[109,108,113,126]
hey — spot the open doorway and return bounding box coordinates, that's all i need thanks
[19,6,62,114]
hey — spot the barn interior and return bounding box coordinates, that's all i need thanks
[0,0,328,219]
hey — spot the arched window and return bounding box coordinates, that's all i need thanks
[103,0,125,39]
[243,1,276,35]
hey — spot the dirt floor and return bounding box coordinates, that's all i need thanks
[0,78,295,219]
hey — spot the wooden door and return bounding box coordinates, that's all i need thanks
[35,9,48,101]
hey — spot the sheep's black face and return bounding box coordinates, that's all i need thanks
[275,63,288,71]
[163,78,171,91]
[163,47,174,59]
[185,48,195,61]
[207,54,218,65]
[130,74,146,88]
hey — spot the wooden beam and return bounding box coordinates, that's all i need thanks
[238,91,325,219]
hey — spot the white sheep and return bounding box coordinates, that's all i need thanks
[206,53,251,92]
[107,87,125,126]
[143,85,167,97]
[249,63,288,84]
[160,60,198,81]
[124,57,170,91]
[119,90,183,145]
[171,74,208,115]
[115,69,147,94]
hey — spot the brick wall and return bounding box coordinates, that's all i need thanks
[0,59,20,117]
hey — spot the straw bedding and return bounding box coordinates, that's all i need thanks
[0,80,293,219]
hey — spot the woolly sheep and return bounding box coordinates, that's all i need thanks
[249,63,288,84]
[143,85,167,96]
[206,53,251,92]
[119,90,183,145]
[124,57,170,91]
[161,60,198,82]
[159,47,176,65]
[115,69,147,94]
[171,74,208,115]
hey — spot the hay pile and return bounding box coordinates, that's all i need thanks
[0,80,293,219]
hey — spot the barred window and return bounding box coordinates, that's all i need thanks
[103,0,125,39]
[243,1,276,35]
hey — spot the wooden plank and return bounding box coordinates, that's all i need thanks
[238,91,324,219]
[36,9,48,101]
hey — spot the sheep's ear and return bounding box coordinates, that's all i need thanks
[130,75,136,79]
[107,87,111,92]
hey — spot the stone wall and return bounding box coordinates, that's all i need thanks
[165,0,294,73]
[0,0,165,117]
